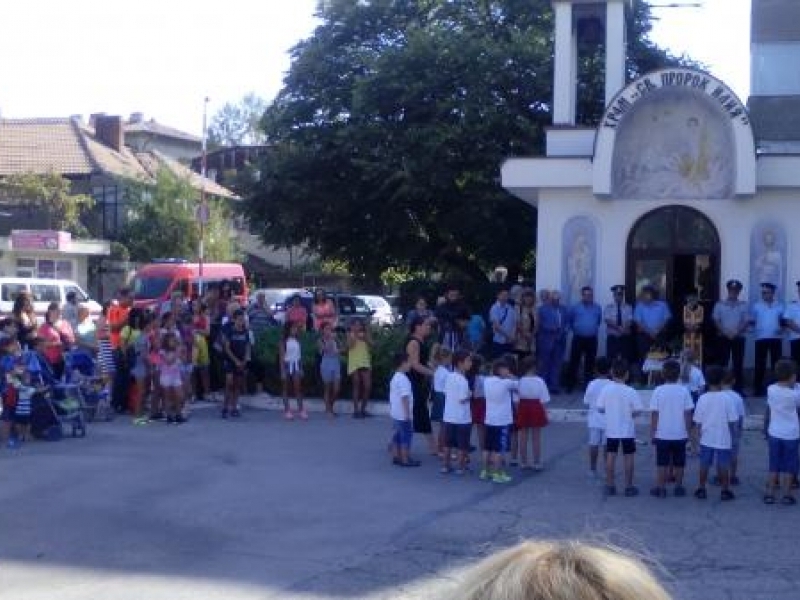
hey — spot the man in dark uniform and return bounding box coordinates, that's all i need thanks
[604,285,633,362]
[712,279,748,393]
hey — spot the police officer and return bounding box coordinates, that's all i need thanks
[750,282,784,397]
[565,286,602,392]
[633,285,671,383]
[536,290,568,394]
[712,280,748,393]
[604,285,633,362]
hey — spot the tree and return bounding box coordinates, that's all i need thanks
[207,93,268,148]
[0,171,94,235]
[243,0,686,284]
[118,167,238,263]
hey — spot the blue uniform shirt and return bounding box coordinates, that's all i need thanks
[537,303,567,336]
[489,301,518,345]
[751,300,784,340]
[568,302,602,337]
[633,300,671,335]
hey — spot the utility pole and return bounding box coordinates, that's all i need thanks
[197,96,210,299]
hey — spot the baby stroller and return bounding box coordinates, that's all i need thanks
[25,351,86,438]
[65,350,112,422]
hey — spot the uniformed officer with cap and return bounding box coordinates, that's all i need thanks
[633,284,671,384]
[749,281,784,396]
[712,279,749,393]
[782,280,800,367]
[603,284,633,361]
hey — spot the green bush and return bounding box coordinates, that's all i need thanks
[253,325,409,400]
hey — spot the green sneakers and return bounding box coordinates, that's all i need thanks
[492,472,512,484]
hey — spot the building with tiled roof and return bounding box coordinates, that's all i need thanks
[124,112,203,163]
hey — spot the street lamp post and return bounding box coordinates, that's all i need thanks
[197,96,210,299]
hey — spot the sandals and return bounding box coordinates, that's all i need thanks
[720,489,736,501]
[763,494,776,505]
[694,488,707,500]
[781,496,797,505]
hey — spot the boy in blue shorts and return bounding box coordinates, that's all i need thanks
[764,359,800,505]
[389,351,420,467]
[692,365,739,501]
[482,358,519,483]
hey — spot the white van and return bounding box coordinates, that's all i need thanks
[0,278,102,317]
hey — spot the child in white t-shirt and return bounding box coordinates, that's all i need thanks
[388,351,419,467]
[596,359,643,497]
[515,356,550,471]
[583,357,611,479]
[692,365,739,501]
[649,360,694,498]
[431,346,452,457]
[764,359,800,505]
[442,350,473,475]
[722,370,746,486]
[481,358,519,484]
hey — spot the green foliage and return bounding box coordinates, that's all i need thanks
[242,0,686,285]
[253,325,409,399]
[207,92,268,148]
[0,171,94,235]
[118,167,238,263]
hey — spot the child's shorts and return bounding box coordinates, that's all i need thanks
[516,399,548,428]
[699,445,732,469]
[606,437,636,455]
[392,419,413,448]
[470,398,486,425]
[768,436,799,475]
[443,422,471,451]
[13,414,31,426]
[485,425,511,454]
[430,391,445,422]
[655,438,687,468]
[319,356,341,384]
[587,427,605,446]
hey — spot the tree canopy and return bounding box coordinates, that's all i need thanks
[118,168,238,264]
[243,0,684,284]
[208,93,269,148]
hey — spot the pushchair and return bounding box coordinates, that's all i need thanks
[25,351,86,438]
[65,350,112,422]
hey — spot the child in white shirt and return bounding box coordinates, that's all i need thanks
[481,358,519,484]
[431,346,453,457]
[515,356,550,470]
[649,359,694,498]
[583,357,611,479]
[722,370,746,486]
[442,350,473,475]
[764,359,800,505]
[596,359,643,497]
[389,352,419,467]
[692,365,739,501]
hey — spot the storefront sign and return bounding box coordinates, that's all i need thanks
[10,230,72,251]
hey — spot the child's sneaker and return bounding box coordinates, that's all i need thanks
[479,469,490,481]
[231,408,241,418]
[440,466,453,475]
[299,410,309,420]
[533,462,544,472]
[492,471,512,484]
[284,410,295,420]
[133,416,149,426]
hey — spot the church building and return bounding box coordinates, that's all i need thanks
[502,0,800,327]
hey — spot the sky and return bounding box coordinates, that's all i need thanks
[0,0,751,137]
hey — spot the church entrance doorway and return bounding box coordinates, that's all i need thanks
[626,206,720,344]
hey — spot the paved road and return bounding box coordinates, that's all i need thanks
[1,402,797,600]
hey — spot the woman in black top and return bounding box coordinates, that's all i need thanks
[12,293,37,349]
[405,316,435,454]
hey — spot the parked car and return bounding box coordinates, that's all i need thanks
[0,277,102,317]
[357,295,397,327]
[253,288,373,332]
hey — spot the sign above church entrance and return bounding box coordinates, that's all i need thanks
[602,69,749,130]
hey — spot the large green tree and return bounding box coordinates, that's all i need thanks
[244,0,683,284]
[208,93,268,148]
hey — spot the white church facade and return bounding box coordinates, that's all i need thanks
[502,0,800,340]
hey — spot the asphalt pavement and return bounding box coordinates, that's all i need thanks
[0,396,796,600]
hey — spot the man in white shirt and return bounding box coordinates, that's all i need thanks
[765,359,800,505]
[389,352,419,467]
[596,359,643,497]
[692,365,739,501]
[649,360,694,498]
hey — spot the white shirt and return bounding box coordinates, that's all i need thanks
[725,389,746,421]
[680,365,706,394]
[433,365,450,393]
[518,375,550,404]
[483,376,519,426]
[784,302,800,341]
[651,383,694,440]
[767,383,800,440]
[584,378,611,430]
[389,371,413,421]
[596,381,642,439]
[693,391,739,449]
[284,337,301,363]
[443,371,471,424]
